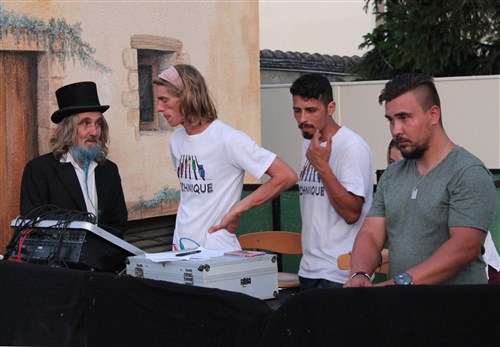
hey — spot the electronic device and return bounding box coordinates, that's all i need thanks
[8,217,145,272]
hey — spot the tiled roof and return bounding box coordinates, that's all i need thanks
[260,49,361,74]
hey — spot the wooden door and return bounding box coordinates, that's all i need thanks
[0,51,38,254]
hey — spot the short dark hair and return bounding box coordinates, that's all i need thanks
[379,73,441,113]
[388,139,399,151]
[290,73,333,107]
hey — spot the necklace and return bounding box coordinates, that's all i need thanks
[411,141,452,200]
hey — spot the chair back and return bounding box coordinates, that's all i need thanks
[337,249,389,275]
[238,231,302,288]
[238,231,302,254]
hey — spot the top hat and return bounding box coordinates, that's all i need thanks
[51,81,110,123]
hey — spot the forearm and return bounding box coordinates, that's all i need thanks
[396,228,484,285]
[350,231,385,276]
[344,237,381,287]
[250,156,298,206]
[344,217,387,287]
[208,157,297,234]
[315,162,363,224]
[207,175,291,234]
[229,173,296,218]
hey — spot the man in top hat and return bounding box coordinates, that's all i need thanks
[19,81,127,237]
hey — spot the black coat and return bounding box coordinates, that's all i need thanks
[20,153,128,237]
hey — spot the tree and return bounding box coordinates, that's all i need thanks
[350,0,500,80]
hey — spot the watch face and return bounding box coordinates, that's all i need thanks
[395,273,413,285]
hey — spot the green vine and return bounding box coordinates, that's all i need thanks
[130,186,180,213]
[0,4,110,73]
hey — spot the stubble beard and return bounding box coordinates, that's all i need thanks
[401,143,427,160]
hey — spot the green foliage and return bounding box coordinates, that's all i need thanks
[130,186,180,213]
[350,0,500,80]
[0,4,110,73]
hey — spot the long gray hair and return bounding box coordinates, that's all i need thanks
[50,114,109,165]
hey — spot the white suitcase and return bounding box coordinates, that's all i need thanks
[126,254,279,300]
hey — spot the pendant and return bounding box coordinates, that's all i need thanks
[411,187,418,200]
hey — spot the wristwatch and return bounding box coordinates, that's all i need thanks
[395,272,413,285]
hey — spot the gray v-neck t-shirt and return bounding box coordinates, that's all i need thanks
[370,146,496,284]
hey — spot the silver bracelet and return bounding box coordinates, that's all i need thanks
[349,271,372,281]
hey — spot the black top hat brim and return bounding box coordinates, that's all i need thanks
[51,105,110,124]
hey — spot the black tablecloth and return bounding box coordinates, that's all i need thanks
[3,260,500,347]
[0,260,272,346]
[258,284,500,346]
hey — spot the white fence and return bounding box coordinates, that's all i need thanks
[261,75,500,178]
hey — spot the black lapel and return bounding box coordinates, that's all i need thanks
[58,162,87,211]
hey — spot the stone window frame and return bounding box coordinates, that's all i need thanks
[125,35,189,132]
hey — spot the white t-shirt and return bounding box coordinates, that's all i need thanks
[298,126,373,283]
[170,120,276,251]
[484,231,500,275]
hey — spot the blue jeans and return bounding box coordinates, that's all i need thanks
[299,276,344,291]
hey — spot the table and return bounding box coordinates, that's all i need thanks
[2,260,500,346]
[0,260,271,346]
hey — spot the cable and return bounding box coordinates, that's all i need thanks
[16,229,32,262]
[179,237,201,250]
[3,205,97,264]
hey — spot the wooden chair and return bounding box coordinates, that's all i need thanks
[337,249,390,275]
[238,231,302,288]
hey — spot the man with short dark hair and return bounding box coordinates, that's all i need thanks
[290,73,373,289]
[345,73,496,286]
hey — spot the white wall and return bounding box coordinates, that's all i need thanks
[259,0,374,56]
[262,76,500,179]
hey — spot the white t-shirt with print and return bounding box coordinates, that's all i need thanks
[298,126,373,284]
[170,120,276,251]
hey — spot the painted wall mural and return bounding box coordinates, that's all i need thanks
[0,4,182,220]
[0,1,261,233]
[0,4,109,73]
